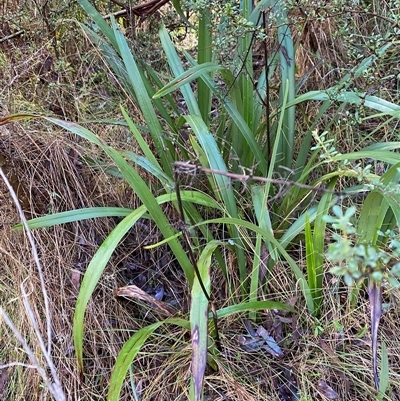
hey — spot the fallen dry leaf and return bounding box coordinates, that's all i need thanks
[0,114,36,126]
[239,320,284,358]
[114,284,176,316]
[70,268,81,295]
[318,380,339,399]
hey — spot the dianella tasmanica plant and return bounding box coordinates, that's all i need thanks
[3,0,400,399]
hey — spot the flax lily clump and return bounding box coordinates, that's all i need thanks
[2,0,400,399]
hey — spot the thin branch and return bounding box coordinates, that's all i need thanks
[0,30,24,43]
[0,362,37,369]
[0,308,66,401]
[103,0,170,20]
[173,161,342,195]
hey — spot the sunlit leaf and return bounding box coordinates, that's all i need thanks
[13,207,134,230]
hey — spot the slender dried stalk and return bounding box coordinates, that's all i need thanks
[0,167,66,401]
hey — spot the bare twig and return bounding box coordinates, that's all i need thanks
[0,167,66,401]
[103,0,170,20]
[0,309,66,401]
[0,167,52,353]
[173,161,341,195]
[0,30,24,43]
[0,362,37,369]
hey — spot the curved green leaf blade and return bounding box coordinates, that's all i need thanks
[110,18,174,174]
[311,178,338,314]
[70,190,217,374]
[44,117,194,286]
[197,7,212,125]
[122,150,173,188]
[377,162,400,230]
[108,318,190,401]
[153,62,223,99]
[286,90,400,115]
[190,240,222,401]
[159,25,200,115]
[305,214,317,303]
[13,207,134,230]
[77,0,118,48]
[184,115,235,211]
[358,191,389,244]
[74,207,147,374]
[171,0,194,27]
[183,115,247,290]
[378,341,389,399]
[357,164,400,245]
[120,105,161,171]
[182,51,267,173]
[213,300,296,319]
[333,149,400,165]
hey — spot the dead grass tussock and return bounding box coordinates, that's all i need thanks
[137,343,191,400]
[0,214,48,399]
[296,17,346,91]
[0,121,139,398]
[0,116,201,400]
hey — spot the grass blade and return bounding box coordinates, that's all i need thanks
[13,207,134,230]
[74,207,148,374]
[120,105,161,171]
[153,62,223,99]
[312,178,338,314]
[213,300,296,319]
[305,213,317,311]
[377,341,389,400]
[159,24,200,115]
[183,115,247,290]
[72,191,212,374]
[110,18,174,174]
[197,7,213,125]
[45,117,194,286]
[194,216,314,314]
[182,51,267,174]
[108,318,190,401]
[77,0,118,48]
[238,0,254,133]
[190,240,222,401]
[276,3,296,170]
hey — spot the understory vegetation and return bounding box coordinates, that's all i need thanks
[1,0,400,400]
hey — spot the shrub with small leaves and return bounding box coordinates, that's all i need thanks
[324,206,400,287]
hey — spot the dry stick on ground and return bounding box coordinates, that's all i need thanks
[0,167,66,401]
[0,30,24,43]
